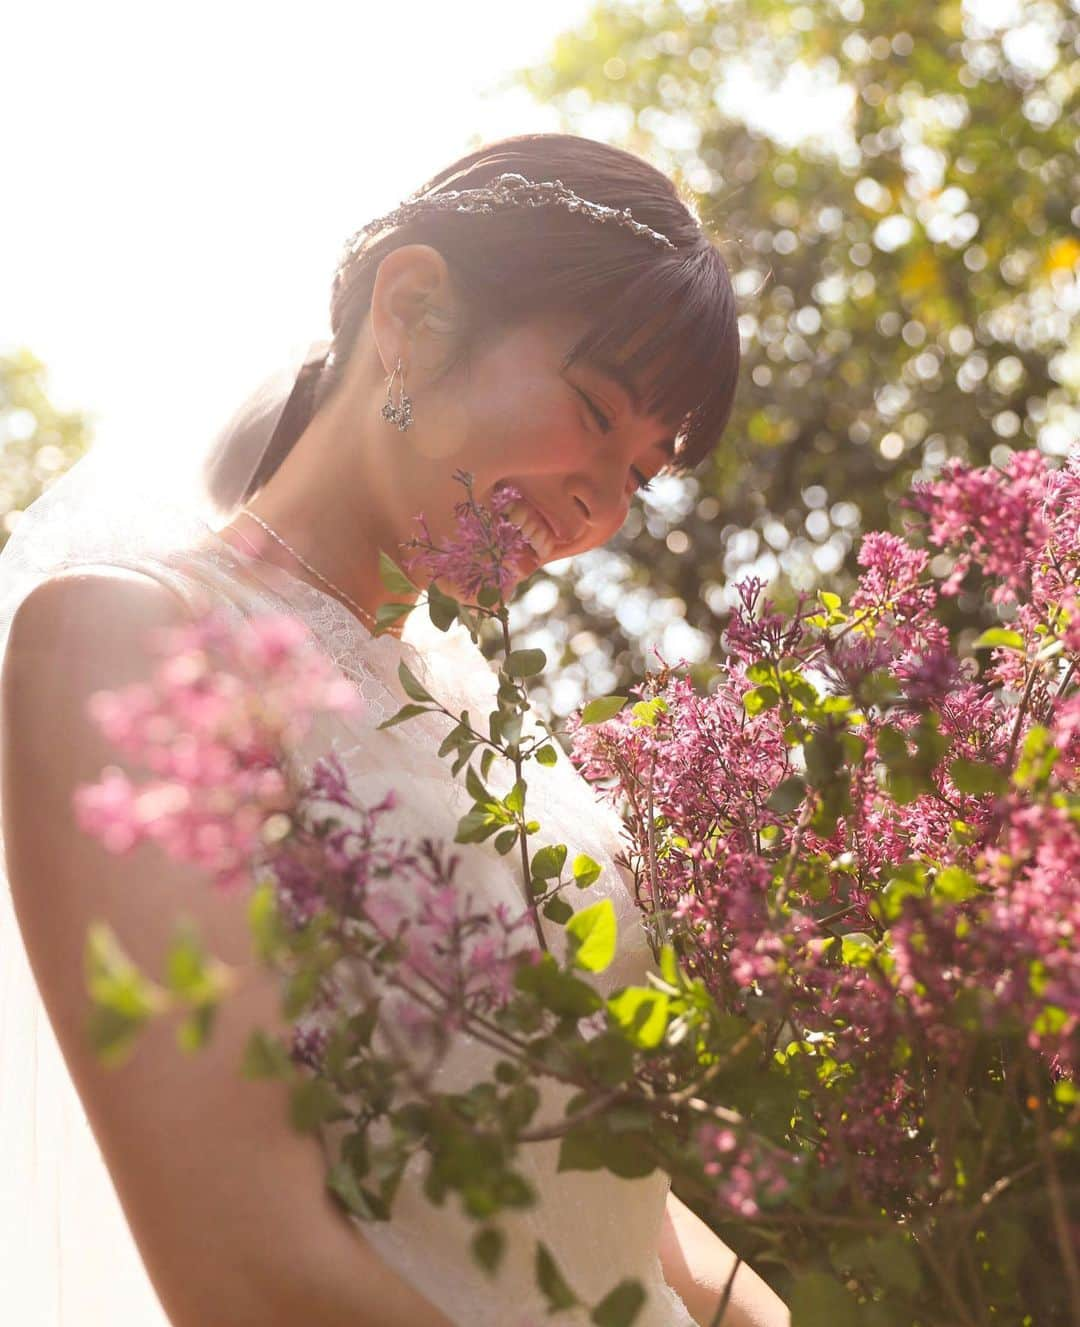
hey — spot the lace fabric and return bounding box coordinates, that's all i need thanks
[135,530,697,1326]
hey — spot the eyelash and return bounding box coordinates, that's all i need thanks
[575,388,654,493]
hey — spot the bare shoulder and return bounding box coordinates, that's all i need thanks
[6,563,193,675]
[0,564,286,1321]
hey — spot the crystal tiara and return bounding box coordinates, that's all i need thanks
[346,171,678,253]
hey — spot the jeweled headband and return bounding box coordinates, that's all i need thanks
[344,171,679,255]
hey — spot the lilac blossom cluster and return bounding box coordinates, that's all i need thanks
[568,450,1080,1213]
[74,613,360,890]
[399,469,534,599]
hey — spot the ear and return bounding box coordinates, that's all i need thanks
[369,244,460,381]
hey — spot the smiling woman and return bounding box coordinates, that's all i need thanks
[0,131,781,1327]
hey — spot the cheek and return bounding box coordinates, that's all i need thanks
[469,388,580,480]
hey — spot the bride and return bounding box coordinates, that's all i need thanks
[0,133,790,1325]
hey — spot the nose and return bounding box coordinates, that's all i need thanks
[568,476,630,543]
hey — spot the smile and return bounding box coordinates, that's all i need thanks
[502,497,558,563]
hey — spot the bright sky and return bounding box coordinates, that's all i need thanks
[1,0,603,459]
[1,0,854,468]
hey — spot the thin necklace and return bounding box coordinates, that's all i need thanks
[235,509,382,632]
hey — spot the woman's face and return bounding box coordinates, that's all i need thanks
[393,312,679,585]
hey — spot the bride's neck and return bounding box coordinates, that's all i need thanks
[219,409,427,636]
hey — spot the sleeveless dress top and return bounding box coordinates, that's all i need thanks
[107,529,697,1327]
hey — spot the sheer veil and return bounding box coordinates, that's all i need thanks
[0,338,319,1323]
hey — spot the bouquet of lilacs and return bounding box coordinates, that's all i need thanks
[74,452,1080,1326]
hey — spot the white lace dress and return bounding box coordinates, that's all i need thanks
[39,529,697,1327]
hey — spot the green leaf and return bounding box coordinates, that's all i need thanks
[590,1278,647,1327]
[886,771,923,805]
[378,551,417,596]
[572,853,602,889]
[426,581,459,632]
[542,896,574,924]
[398,660,434,703]
[289,1075,350,1134]
[949,758,1008,796]
[176,1002,217,1052]
[455,807,501,844]
[874,871,928,922]
[86,923,162,1017]
[789,1271,860,1327]
[247,882,286,963]
[465,763,490,804]
[531,843,568,880]
[85,924,167,1064]
[376,702,430,730]
[607,987,670,1048]
[832,1232,923,1295]
[1055,1079,1080,1105]
[933,865,980,902]
[493,827,519,855]
[630,697,668,728]
[973,627,1026,651]
[504,779,527,815]
[471,1225,505,1277]
[515,953,602,1018]
[566,898,617,972]
[557,1119,657,1179]
[535,742,558,766]
[437,722,468,758]
[536,1242,579,1312]
[581,695,627,725]
[767,775,806,814]
[1014,724,1058,789]
[875,725,908,765]
[374,600,413,630]
[164,922,212,1001]
[347,1001,380,1049]
[86,1004,147,1066]
[241,1027,293,1079]
[326,1160,388,1221]
[866,1234,922,1294]
[744,684,779,716]
[840,932,875,967]
[507,648,547,677]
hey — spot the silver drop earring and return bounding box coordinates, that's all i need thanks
[381,356,413,432]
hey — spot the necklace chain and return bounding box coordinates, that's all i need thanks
[236,509,381,632]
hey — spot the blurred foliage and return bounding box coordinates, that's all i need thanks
[0,349,93,553]
[500,0,1080,714]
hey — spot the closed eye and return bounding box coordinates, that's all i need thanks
[574,386,654,493]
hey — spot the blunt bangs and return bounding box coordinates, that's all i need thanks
[561,242,741,477]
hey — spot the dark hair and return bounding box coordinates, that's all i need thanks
[225,132,741,507]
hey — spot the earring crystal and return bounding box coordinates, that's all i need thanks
[381,357,414,431]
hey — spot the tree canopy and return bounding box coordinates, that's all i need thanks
[499,0,1079,709]
[0,349,93,554]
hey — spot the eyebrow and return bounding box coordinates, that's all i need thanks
[577,355,679,462]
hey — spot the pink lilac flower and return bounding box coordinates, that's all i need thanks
[850,531,936,622]
[399,469,534,601]
[75,609,361,891]
[697,1121,805,1218]
[906,450,1052,605]
[568,453,1079,1215]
